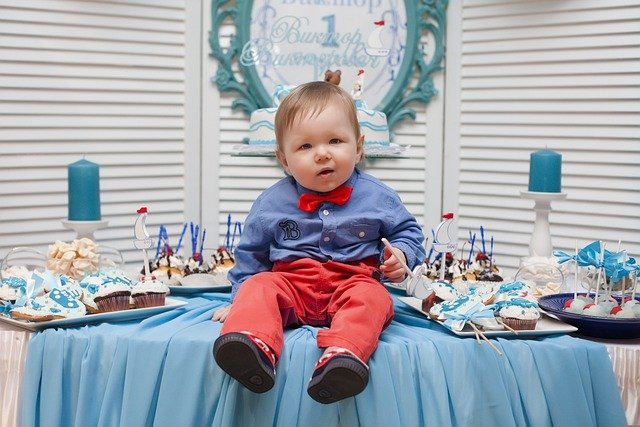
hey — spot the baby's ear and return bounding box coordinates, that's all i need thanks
[275,148,290,173]
[356,134,365,161]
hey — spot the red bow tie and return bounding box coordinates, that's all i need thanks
[298,185,353,212]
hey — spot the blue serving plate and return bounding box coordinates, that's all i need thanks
[538,293,640,339]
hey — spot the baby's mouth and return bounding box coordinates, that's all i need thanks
[317,169,334,177]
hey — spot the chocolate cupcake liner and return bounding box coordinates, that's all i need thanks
[95,292,131,313]
[502,317,537,331]
[133,292,166,308]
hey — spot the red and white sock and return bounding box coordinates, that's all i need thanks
[239,331,277,366]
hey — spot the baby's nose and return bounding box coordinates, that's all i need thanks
[315,149,331,161]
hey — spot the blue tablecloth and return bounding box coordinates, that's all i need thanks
[20,293,626,427]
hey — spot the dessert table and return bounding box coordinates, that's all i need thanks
[2,293,631,427]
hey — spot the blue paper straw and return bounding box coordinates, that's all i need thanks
[231,221,242,252]
[198,229,206,264]
[489,236,494,270]
[161,225,170,253]
[467,233,476,265]
[226,214,232,251]
[154,225,163,259]
[190,222,197,255]
[480,226,486,254]
[175,223,187,254]
[194,224,200,255]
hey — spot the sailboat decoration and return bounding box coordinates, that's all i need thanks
[133,206,154,277]
[433,212,459,281]
[365,20,390,57]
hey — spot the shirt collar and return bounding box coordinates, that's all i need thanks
[294,168,360,196]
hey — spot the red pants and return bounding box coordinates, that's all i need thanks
[220,258,394,362]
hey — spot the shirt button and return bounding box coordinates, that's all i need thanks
[322,209,330,216]
[359,231,366,238]
[323,236,330,242]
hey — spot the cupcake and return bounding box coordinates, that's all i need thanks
[495,298,540,330]
[494,281,535,303]
[79,272,132,313]
[131,275,168,308]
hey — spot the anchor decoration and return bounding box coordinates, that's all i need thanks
[433,212,459,281]
[133,206,154,277]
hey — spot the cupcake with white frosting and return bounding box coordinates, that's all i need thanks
[131,275,168,308]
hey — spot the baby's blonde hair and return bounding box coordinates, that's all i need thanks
[274,81,361,152]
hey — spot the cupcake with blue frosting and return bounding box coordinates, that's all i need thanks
[494,298,540,330]
[79,271,132,313]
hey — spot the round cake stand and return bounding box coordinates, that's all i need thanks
[520,191,567,258]
[61,219,109,240]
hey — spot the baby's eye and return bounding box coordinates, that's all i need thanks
[329,138,341,144]
[299,143,312,150]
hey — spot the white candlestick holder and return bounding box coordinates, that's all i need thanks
[520,191,567,257]
[61,219,109,240]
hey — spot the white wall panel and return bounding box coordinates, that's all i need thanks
[0,0,200,269]
[445,0,640,276]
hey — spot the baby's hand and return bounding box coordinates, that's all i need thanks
[380,246,407,283]
[212,304,232,322]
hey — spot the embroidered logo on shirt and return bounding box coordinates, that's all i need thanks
[278,219,300,240]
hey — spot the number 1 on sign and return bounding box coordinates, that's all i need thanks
[321,15,339,48]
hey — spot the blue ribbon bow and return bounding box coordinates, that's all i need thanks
[442,302,496,331]
[554,240,637,283]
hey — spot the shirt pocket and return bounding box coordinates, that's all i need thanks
[334,222,380,248]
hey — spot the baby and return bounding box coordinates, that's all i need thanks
[212,81,425,404]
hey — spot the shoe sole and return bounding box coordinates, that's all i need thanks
[307,358,368,404]
[213,333,275,393]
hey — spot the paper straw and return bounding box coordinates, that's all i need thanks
[480,226,486,254]
[467,233,476,265]
[225,214,231,251]
[574,240,579,300]
[621,251,626,299]
[489,237,494,271]
[175,223,187,254]
[230,221,240,253]
[595,242,606,304]
[154,225,162,259]
[381,238,414,278]
[199,228,206,256]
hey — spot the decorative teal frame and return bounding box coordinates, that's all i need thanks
[209,0,447,133]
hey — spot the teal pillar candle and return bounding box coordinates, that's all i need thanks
[528,149,562,193]
[67,159,101,221]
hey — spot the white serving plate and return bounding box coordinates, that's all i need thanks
[0,298,187,332]
[399,296,577,337]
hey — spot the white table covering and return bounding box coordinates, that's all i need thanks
[0,324,30,427]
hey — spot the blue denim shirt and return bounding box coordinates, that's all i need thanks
[228,169,426,300]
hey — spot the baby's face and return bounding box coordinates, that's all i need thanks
[277,100,363,193]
